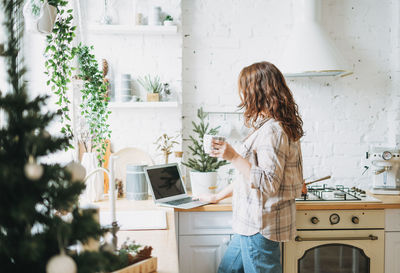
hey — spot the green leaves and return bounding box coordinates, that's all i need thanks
[137,75,163,94]
[44,5,76,139]
[183,107,229,172]
[76,44,112,166]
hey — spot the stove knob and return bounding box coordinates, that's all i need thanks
[329,213,340,225]
[352,216,360,224]
[311,217,319,224]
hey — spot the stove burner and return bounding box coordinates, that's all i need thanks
[297,184,368,201]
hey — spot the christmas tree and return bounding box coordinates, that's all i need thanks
[0,1,126,272]
[183,108,229,172]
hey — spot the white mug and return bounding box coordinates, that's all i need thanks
[203,134,226,154]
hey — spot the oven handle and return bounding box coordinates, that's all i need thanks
[295,234,378,242]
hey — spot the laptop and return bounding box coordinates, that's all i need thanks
[144,163,209,209]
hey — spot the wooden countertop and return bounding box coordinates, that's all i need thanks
[95,199,179,273]
[175,193,400,212]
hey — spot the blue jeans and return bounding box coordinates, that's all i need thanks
[218,233,282,273]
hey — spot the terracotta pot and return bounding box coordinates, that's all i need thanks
[147,93,159,102]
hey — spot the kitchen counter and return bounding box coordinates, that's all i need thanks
[175,193,400,212]
[94,193,400,272]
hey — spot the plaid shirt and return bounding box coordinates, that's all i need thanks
[232,118,303,242]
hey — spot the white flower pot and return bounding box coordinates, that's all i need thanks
[81,152,104,203]
[37,1,57,34]
[23,0,43,33]
[163,20,173,26]
[190,171,218,196]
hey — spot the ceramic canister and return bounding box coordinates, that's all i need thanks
[120,74,132,102]
[148,6,161,26]
[126,164,148,200]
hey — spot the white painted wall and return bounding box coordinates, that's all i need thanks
[182,0,398,187]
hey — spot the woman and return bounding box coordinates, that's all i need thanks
[201,61,304,273]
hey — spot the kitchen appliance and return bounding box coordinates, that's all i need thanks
[297,184,381,202]
[284,210,385,273]
[367,147,400,195]
[279,0,351,77]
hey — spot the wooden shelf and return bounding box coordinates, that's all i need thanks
[87,24,178,35]
[109,101,179,109]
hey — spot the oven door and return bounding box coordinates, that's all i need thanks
[283,229,384,273]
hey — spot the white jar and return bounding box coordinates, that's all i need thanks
[148,6,161,26]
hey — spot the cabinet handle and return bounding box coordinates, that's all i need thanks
[295,234,378,242]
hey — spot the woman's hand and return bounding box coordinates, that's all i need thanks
[209,139,239,162]
[193,194,219,204]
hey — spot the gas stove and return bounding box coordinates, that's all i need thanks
[296,184,381,202]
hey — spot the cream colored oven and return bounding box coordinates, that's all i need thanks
[283,210,384,273]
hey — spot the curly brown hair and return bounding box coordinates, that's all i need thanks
[238,61,304,141]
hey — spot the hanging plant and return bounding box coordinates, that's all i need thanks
[76,43,112,165]
[44,0,76,144]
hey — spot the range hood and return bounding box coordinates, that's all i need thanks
[279,0,352,77]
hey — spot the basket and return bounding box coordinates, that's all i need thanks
[112,257,157,273]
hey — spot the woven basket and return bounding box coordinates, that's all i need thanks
[112,257,157,273]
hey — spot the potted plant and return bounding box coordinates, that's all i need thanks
[137,75,163,102]
[75,44,112,202]
[23,0,43,32]
[23,0,57,34]
[183,108,229,195]
[37,0,57,34]
[155,133,180,164]
[163,15,174,26]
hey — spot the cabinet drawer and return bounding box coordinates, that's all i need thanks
[385,209,400,231]
[178,211,233,235]
[179,235,230,273]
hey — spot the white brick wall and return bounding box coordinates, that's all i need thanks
[19,0,400,188]
[24,0,183,164]
[182,0,397,187]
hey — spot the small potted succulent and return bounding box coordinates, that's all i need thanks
[137,75,163,102]
[163,15,174,26]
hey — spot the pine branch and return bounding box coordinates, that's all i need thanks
[183,107,229,172]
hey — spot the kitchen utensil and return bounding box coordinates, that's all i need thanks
[305,175,331,186]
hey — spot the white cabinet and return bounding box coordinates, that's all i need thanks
[385,209,400,273]
[177,211,233,273]
[179,234,230,273]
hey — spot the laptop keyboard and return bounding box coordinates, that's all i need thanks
[164,197,195,206]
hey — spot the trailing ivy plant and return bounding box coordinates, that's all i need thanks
[44,0,76,144]
[76,43,111,165]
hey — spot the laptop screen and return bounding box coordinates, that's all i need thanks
[146,165,185,199]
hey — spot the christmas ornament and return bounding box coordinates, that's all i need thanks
[46,253,77,273]
[24,155,44,180]
[65,161,86,182]
[42,130,51,139]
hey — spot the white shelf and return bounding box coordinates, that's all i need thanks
[87,25,178,35]
[109,101,179,109]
